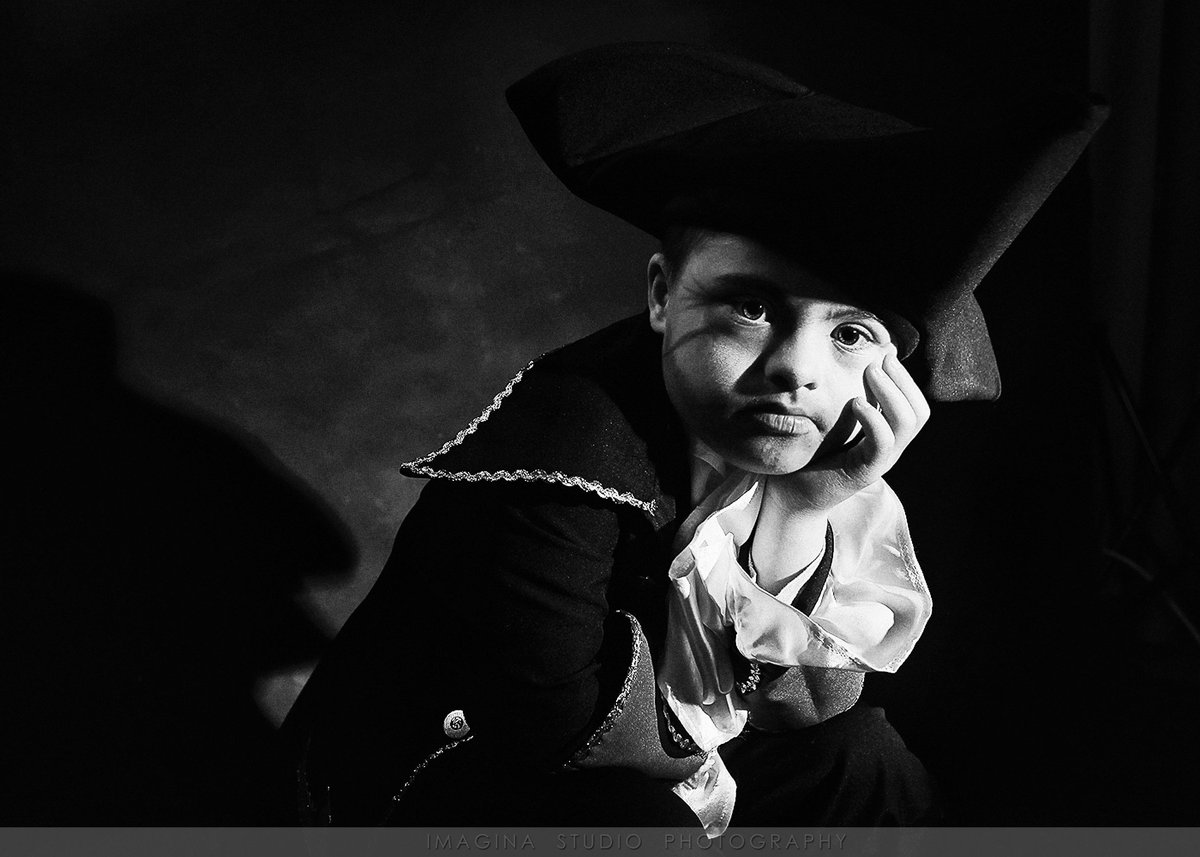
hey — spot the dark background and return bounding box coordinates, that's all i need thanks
[3,0,1197,825]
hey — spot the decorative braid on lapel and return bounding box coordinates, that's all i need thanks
[404,360,537,467]
[400,464,658,516]
[400,356,660,516]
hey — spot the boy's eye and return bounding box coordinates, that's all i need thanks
[832,324,875,348]
[735,300,768,322]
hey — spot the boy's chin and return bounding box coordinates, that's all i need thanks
[720,437,821,476]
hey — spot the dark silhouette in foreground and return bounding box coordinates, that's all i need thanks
[2,272,355,823]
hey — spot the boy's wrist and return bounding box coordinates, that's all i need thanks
[749,506,828,596]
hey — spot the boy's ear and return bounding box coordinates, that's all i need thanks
[647,252,671,334]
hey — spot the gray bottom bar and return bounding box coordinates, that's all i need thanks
[2,828,1193,857]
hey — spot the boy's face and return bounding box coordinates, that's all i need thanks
[649,231,897,475]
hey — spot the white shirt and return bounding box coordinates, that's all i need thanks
[689,437,824,606]
[662,440,932,836]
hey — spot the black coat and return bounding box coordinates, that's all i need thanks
[281,313,861,825]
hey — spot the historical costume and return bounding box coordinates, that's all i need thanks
[280,43,1106,830]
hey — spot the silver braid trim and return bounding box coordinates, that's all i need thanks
[735,661,762,696]
[564,610,644,769]
[402,464,657,516]
[661,701,701,754]
[401,358,658,516]
[390,734,476,808]
[404,360,537,467]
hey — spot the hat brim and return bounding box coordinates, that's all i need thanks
[507,43,1108,401]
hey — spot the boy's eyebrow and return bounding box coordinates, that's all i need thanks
[824,306,886,325]
[708,273,782,293]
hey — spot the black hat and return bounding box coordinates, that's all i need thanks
[506,42,1108,401]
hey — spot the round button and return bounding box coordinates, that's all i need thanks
[443,709,470,739]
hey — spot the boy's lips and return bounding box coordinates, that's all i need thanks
[737,403,824,436]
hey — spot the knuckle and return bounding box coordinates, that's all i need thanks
[872,429,897,457]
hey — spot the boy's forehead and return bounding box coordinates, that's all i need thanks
[677,231,868,310]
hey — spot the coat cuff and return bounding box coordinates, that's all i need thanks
[564,611,706,781]
[744,665,864,731]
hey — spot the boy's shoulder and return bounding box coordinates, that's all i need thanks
[399,312,685,528]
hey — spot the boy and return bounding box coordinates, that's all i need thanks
[281,43,1105,830]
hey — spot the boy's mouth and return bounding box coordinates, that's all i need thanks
[737,403,823,436]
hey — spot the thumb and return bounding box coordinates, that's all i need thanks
[812,398,863,464]
[841,397,895,483]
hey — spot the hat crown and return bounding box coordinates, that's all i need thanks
[520,43,810,167]
[508,42,1108,402]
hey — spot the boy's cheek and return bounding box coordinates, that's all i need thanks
[666,353,739,407]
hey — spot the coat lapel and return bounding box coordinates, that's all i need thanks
[399,313,687,531]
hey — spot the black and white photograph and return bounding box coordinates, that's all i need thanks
[3,0,1197,839]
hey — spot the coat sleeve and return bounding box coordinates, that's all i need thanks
[400,478,700,779]
[742,666,864,731]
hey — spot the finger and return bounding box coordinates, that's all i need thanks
[845,396,895,483]
[813,398,863,462]
[882,353,931,428]
[864,360,919,450]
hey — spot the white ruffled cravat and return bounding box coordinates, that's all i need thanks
[658,469,932,836]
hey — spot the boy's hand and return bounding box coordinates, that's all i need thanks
[749,352,929,594]
[771,352,931,515]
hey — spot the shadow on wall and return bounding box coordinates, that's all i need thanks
[1,271,356,824]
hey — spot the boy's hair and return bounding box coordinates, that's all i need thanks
[659,224,711,282]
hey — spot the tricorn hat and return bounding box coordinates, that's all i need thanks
[506,42,1108,401]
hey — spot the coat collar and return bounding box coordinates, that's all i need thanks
[398,313,688,530]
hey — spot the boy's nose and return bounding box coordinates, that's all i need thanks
[763,329,823,391]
